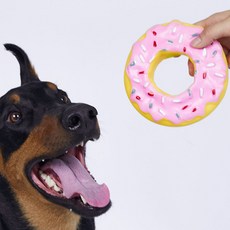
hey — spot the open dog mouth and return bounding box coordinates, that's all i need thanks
[27,141,111,216]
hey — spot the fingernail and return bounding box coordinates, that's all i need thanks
[191,37,202,47]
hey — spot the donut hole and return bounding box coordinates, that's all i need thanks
[153,54,194,96]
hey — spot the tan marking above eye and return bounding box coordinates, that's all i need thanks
[47,82,58,91]
[9,94,20,104]
[0,151,4,173]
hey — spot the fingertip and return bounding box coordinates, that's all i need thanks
[190,36,202,48]
[227,53,230,68]
[188,59,195,76]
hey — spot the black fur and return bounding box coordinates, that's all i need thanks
[78,218,95,230]
[0,175,32,229]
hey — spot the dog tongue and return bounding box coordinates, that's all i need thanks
[41,155,110,208]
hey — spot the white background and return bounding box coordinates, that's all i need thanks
[0,1,230,230]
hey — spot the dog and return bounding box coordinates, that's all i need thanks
[0,44,111,230]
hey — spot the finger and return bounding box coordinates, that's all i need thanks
[188,59,195,76]
[191,17,230,48]
[194,10,230,27]
[222,46,229,56]
[227,52,230,68]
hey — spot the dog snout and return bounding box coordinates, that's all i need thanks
[62,104,98,131]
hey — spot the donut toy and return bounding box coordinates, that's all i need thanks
[124,20,228,126]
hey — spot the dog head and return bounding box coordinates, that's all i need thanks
[0,44,111,227]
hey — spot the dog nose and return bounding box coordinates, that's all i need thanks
[62,104,98,131]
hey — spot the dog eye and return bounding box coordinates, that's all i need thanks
[7,111,22,124]
[60,95,69,104]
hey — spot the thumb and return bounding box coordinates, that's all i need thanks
[191,19,230,48]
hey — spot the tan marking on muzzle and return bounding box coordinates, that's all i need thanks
[4,115,80,229]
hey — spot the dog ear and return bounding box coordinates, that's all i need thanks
[4,44,40,85]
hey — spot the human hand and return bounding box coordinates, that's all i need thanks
[189,10,230,76]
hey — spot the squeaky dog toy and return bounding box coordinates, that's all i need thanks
[124,20,228,126]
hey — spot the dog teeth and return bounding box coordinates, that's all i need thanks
[45,175,56,188]
[53,184,61,192]
[80,195,87,204]
[76,141,84,147]
[39,171,47,180]
[39,170,61,192]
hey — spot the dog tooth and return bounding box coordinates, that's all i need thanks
[80,195,87,204]
[78,141,84,147]
[53,184,61,192]
[43,176,61,192]
[45,176,56,188]
[41,174,47,180]
[69,209,72,212]
[41,159,45,162]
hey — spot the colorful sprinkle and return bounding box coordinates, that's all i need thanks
[212,50,217,57]
[133,78,140,83]
[136,96,141,100]
[188,89,192,97]
[131,89,136,94]
[173,99,181,103]
[214,73,224,78]
[195,60,200,63]
[153,41,157,47]
[144,82,150,88]
[172,27,177,34]
[152,31,157,36]
[212,89,216,95]
[203,72,207,79]
[176,113,180,119]
[159,109,166,116]
[141,44,147,52]
[179,34,184,43]
[139,71,145,75]
[202,48,207,57]
[149,55,155,63]
[130,61,135,66]
[161,97,165,104]
[183,47,186,52]
[149,103,153,109]
[139,54,145,63]
[192,108,197,112]
[182,105,188,110]
[200,88,204,97]
[148,92,154,97]
[207,63,215,68]
[192,33,199,37]
[168,40,174,44]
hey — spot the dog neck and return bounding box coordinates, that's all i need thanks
[16,192,80,230]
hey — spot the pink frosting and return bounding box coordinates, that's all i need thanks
[126,21,228,124]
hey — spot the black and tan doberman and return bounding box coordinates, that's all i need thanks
[0,44,111,230]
